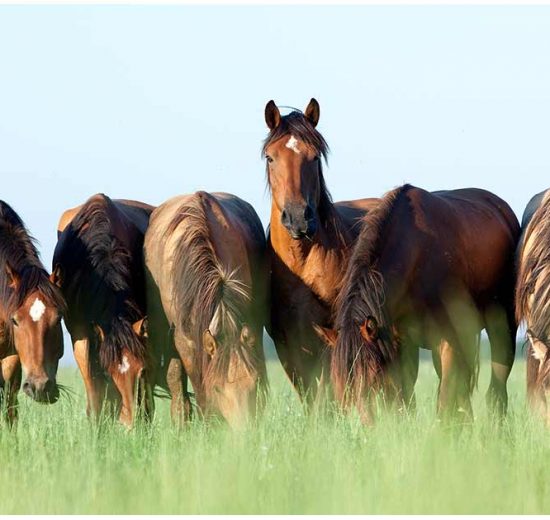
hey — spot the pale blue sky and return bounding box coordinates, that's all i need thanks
[1,5,550,364]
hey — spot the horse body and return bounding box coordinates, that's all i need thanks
[515,188,550,422]
[52,194,153,426]
[326,184,519,422]
[0,200,65,422]
[263,99,378,400]
[144,191,268,429]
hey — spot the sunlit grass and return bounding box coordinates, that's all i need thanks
[0,344,547,514]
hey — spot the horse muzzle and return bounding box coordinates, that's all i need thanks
[22,377,59,404]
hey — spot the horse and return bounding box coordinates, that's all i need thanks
[0,200,65,423]
[263,98,378,403]
[144,191,268,429]
[315,184,519,424]
[515,188,550,424]
[52,194,153,427]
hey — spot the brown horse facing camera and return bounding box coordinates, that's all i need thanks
[53,194,153,427]
[144,191,268,429]
[516,188,550,424]
[316,184,520,424]
[0,201,65,422]
[263,98,378,403]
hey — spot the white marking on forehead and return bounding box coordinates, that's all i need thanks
[118,355,130,374]
[285,135,301,154]
[29,298,46,322]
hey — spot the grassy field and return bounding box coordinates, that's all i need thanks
[0,348,549,514]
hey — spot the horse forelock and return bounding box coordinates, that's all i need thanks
[57,195,145,366]
[170,194,261,388]
[262,111,335,225]
[332,185,413,396]
[0,201,65,331]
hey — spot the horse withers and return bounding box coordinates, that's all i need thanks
[516,188,550,424]
[316,185,519,424]
[0,201,65,422]
[263,98,378,404]
[53,194,153,427]
[144,191,268,430]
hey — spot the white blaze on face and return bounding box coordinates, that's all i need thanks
[285,135,301,154]
[29,298,46,322]
[118,355,130,374]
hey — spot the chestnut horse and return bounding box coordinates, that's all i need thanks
[515,188,550,424]
[317,184,519,423]
[0,200,65,423]
[263,98,378,402]
[52,194,153,427]
[144,191,268,429]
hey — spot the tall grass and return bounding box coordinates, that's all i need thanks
[0,353,547,514]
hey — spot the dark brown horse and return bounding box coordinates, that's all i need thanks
[144,191,268,429]
[52,194,153,427]
[263,98,378,402]
[515,188,550,424]
[0,200,65,423]
[316,184,519,423]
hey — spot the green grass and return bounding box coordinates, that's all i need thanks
[0,353,549,514]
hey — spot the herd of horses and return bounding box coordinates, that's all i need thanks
[1,98,550,429]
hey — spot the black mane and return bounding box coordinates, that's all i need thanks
[0,200,65,334]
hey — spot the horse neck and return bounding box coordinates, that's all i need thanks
[269,202,352,287]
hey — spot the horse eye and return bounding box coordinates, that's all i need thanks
[11,317,18,327]
[313,156,320,162]
[266,156,273,164]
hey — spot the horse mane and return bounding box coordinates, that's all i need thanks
[169,192,262,386]
[0,200,65,317]
[516,190,550,386]
[57,194,146,369]
[331,184,414,398]
[262,110,335,226]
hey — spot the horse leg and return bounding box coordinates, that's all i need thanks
[73,338,106,420]
[399,342,419,412]
[166,357,192,426]
[1,354,21,426]
[437,337,474,422]
[484,303,516,417]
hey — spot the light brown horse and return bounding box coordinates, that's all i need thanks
[263,98,378,402]
[316,184,519,423]
[515,188,550,424]
[53,194,153,427]
[0,200,65,423]
[144,191,268,429]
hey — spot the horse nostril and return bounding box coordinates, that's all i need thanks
[304,205,314,221]
[22,381,33,396]
[281,209,290,226]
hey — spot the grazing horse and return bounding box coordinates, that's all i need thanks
[263,98,378,402]
[0,200,65,422]
[52,194,153,427]
[144,191,268,429]
[515,188,550,424]
[316,184,519,423]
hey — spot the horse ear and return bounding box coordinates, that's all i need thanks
[265,100,281,130]
[203,329,217,357]
[304,98,320,127]
[5,264,19,290]
[49,264,63,287]
[93,323,105,343]
[132,317,148,339]
[240,324,256,348]
[527,331,548,363]
[313,323,338,349]
[360,316,378,342]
